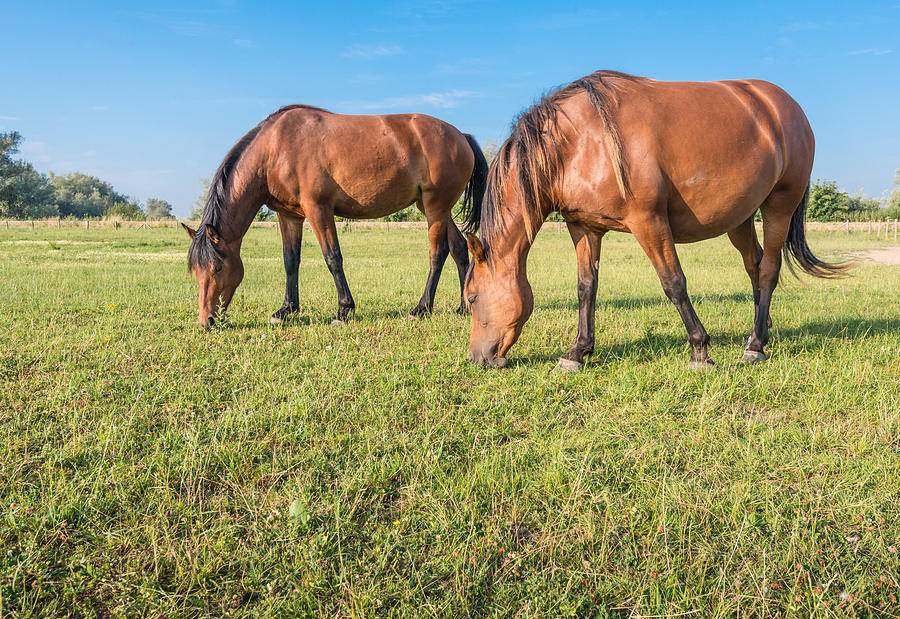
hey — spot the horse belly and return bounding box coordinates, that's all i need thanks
[330,155,421,219]
[667,176,774,242]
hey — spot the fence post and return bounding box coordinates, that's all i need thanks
[868,220,872,234]
[31,220,34,230]
[86,220,89,230]
[895,219,898,244]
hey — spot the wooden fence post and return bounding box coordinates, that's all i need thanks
[868,220,872,234]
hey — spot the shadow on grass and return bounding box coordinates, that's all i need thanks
[540,290,756,313]
[515,316,900,368]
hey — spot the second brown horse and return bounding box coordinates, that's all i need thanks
[184,105,487,328]
[463,71,845,371]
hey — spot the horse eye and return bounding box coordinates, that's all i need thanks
[467,295,477,304]
[214,264,223,273]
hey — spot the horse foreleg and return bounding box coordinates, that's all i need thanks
[409,202,450,318]
[633,219,713,369]
[446,219,470,314]
[555,223,603,372]
[271,213,305,324]
[306,208,355,324]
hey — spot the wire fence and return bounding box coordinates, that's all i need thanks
[2,217,899,242]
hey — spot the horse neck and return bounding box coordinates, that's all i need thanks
[488,199,547,273]
[218,171,267,248]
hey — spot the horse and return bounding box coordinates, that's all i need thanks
[182,104,488,328]
[462,71,846,371]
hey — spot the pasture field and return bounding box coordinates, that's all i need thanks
[2,224,900,617]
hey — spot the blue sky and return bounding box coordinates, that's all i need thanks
[1,1,898,217]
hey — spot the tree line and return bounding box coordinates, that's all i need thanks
[4,130,900,222]
[0,132,172,220]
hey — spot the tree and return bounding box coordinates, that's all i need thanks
[0,132,58,219]
[145,198,173,219]
[104,201,146,220]
[50,172,133,218]
[807,179,850,222]
[481,140,499,165]
[891,169,900,211]
[190,177,210,220]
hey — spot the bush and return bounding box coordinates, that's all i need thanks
[104,201,146,221]
[383,205,425,222]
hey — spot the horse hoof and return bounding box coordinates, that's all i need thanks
[688,360,715,371]
[331,318,346,326]
[741,350,767,364]
[552,358,583,373]
[269,316,283,325]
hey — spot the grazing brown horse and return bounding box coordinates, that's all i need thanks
[463,71,845,371]
[183,105,488,328]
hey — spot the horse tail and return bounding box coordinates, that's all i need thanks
[782,183,850,278]
[461,133,488,233]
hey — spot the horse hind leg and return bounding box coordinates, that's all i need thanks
[446,219,470,314]
[743,188,801,362]
[409,196,452,318]
[726,216,772,334]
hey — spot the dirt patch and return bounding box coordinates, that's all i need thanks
[854,246,900,265]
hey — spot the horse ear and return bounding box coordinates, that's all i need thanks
[466,233,486,264]
[205,224,221,244]
[181,222,197,239]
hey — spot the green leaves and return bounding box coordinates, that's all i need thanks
[289,499,310,527]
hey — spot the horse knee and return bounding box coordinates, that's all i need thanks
[660,275,688,305]
[324,250,343,273]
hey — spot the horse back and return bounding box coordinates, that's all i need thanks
[559,78,813,239]
[261,110,471,216]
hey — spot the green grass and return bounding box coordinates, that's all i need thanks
[1,225,899,617]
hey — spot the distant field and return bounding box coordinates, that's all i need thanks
[2,225,900,616]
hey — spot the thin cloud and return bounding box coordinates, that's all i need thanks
[89,105,109,111]
[0,115,20,121]
[846,48,892,56]
[342,44,404,59]
[343,90,477,111]
[780,21,823,32]
[233,38,257,49]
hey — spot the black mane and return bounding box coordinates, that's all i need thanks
[471,70,647,251]
[188,104,328,270]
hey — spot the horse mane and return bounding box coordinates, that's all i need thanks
[471,70,648,251]
[188,104,329,270]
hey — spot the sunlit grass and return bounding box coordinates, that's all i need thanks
[1,225,899,616]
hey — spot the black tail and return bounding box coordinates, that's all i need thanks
[460,133,489,233]
[783,183,849,279]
